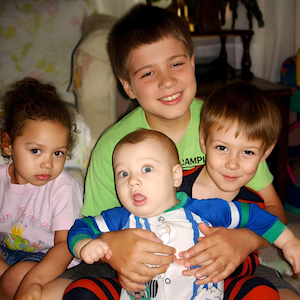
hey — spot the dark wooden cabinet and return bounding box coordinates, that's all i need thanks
[192,30,254,80]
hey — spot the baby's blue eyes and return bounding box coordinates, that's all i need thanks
[119,171,129,178]
[118,166,153,177]
[142,166,153,173]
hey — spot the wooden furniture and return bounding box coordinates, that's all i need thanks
[192,30,254,80]
[196,71,293,204]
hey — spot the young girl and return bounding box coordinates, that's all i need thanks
[0,78,83,300]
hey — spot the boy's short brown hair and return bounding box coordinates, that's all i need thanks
[113,129,180,167]
[200,82,282,151]
[107,4,194,83]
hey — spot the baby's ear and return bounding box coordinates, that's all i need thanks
[119,78,136,100]
[1,132,12,156]
[260,143,276,162]
[173,163,183,188]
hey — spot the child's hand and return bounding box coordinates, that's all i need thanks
[100,228,176,290]
[176,256,224,285]
[282,237,300,274]
[177,223,260,283]
[14,282,42,300]
[117,272,147,292]
[78,239,113,264]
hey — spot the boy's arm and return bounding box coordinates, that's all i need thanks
[180,225,263,284]
[14,230,73,300]
[258,183,287,224]
[179,198,284,284]
[246,160,287,224]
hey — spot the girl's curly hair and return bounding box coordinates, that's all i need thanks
[1,78,78,159]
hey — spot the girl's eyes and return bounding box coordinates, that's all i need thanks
[30,149,65,156]
[119,171,129,178]
[30,149,41,155]
[142,166,153,173]
[54,151,64,157]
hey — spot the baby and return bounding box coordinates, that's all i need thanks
[67,129,300,300]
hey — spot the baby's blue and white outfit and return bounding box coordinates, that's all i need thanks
[68,192,286,300]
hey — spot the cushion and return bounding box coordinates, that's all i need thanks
[68,13,118,148]
[0,0,94,105]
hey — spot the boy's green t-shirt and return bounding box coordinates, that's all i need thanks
[82,99,274,217]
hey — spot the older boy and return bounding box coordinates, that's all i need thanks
[67,129,300,300]
[63,4,292,300]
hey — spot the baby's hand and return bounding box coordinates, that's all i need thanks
[76,238,113,264]
[282,237,300,274]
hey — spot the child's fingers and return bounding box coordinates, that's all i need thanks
[181,258,214,276]
[291,256,300,274]
[192,257,234,283]
[176,257,186,265]
[101,241,110,254]
[121,263,169,285]
[118,273,147,292]
[182,266,201,276]
[105,249,113,260]
[81,244,108,264]
[210,265,236,283]
[195,269,222,285]
[282,244,300,274]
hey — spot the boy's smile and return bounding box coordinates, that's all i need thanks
[7,120,69,186]
[200,123,271,197]
[121,37,197,128]
[113,138,181,218]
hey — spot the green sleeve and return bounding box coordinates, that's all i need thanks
[245,160,273,191]
[82,142,119,217]
[262,220,287,244]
